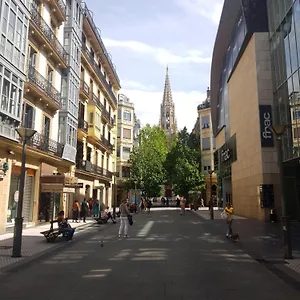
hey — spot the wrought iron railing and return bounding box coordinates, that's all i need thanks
[76,159,113,179]
[82,44,118,106]
[102,108,110,120]
[80,80,89,96]
[57,0,67,16]
[82,3,120,85]
[92,93,101,108]
[101,136,114,151]
[27,67,61,108]
[26,132,64,158]
[30,7,68,64]
[110,116,115,126]
[78,118,88,133]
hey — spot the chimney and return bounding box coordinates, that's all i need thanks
[206,87,210,98]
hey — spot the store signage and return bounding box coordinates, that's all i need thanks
[259,105,274,147]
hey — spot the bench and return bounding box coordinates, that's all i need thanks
[40,220,69,243]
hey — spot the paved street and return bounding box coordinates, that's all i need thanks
[0,210,300,299]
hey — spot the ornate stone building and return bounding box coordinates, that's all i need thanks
[159,67,177,139]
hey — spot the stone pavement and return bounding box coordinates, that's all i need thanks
[192,208,300,278]
[0,210,299,299]
[0,218,95,271]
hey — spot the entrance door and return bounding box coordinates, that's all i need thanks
[23,175,34,223]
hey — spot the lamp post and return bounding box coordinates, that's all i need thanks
[12,127,36,258]
[208,170,214,220]
[270,124,293,259]
[134,180,137,206]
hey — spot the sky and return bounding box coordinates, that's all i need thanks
[85,0,223,132]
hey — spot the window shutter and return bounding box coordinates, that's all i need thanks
[32,107,35,130]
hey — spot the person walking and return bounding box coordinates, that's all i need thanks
[118,199,130,238]
[225,202,233,237]
[72,200,80,222]
[180,197,186,216]
[81,198,89,223]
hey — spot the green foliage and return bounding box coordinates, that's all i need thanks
[165,129,205,198]
[129,125,168,197]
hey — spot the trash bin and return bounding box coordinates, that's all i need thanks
[270,209,277,223]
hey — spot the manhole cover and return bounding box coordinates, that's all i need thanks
[0,246,12,250]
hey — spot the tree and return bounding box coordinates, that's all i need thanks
[129,125,168,197]
[165,129,205,199]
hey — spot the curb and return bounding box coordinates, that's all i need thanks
[0,222,98,275]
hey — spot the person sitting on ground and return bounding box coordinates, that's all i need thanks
[57,210,75,241]
[104,206,116,223]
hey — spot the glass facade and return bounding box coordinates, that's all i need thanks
[216,12,247,137]
[268,0,300,161]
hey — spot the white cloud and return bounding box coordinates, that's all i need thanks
[103,38,211,66]
[121,87,207,132]
[176,0,223,25]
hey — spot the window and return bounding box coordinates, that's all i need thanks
[89,112,93,123]
[294,127,300,139]
[1,78,10,112]
[123,110,131,121]
[9,83,17,115]
[122,147,131,160]
[22,103,35,129]
[201,115,210,129]
[5,41,13,61]
[294,109,300,119]
[2,4,9,34]
[123,128,131,139]
[117,127,121,138]
[118,109,121,119]
[202,137,210,150]
[15,18,22,49]
[117,146,120,157]
[212,137,216,149]
[8,10,16,41]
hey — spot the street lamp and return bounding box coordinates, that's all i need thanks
[134,180,137,206]
[12,127,36,257]
[208,170,214,220]
[269,124,292,259]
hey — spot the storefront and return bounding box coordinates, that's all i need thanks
[7,165,36,225]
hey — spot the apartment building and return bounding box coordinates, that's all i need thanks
[0,0,121,233]
[196,88,217,206]
[75,3,120,209]
[116,94,140,204]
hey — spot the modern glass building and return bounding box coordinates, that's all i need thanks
[211,0,282,220]
[267,0,300,219]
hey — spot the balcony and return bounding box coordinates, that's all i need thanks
[91,93,102,108]
[76,159,113,180]
[24,67,62,111]
[45,0,66,24]
[29,7,68,68]
[81,44,118,107]
[82,4,120,89]
[80,80,90,100]
[78,118,88,134]
[26,132,64,158]
[101,107,110,123]
[101,136,114,152]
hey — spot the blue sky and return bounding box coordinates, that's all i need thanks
[85,0,223,131]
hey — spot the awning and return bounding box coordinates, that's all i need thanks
[40,183,75,193]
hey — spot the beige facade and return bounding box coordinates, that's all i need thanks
[75,6,120,210]
[116,94,139,204]
[215,33,280,220]
[196,90,217,205]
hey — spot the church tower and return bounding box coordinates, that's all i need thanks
[159,67,177,137]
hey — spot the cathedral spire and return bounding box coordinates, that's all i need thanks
[159,67,177,137]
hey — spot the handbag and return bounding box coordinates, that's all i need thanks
[127,214,133,226]
[220,210,227,219]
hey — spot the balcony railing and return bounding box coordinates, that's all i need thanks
[102,107,110,121]
[76,159,113,179]
[101,136,114,151]
[31,7,68,64]
[26,132,64,158]
[78,118,88,133]
[82,3,120,86]
[92,93,101,108]
[27,67,61,108]
[57,0,67,16]
[82,44,117,106]
[80,80,90,97]
[110,116,115,126]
